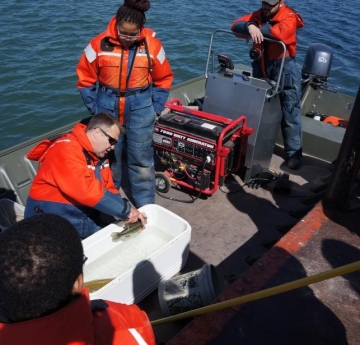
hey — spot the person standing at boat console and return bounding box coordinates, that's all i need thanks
[24,112,146,239]
[76,0,173,207]
[0,214,155,345]
[231,0,304,169]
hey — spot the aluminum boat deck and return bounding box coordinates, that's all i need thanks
[134,147,360,345]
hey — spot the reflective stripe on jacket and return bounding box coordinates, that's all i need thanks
[0,289,156,345]
[76,16,173,123]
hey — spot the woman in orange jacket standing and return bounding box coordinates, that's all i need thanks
[76,0,173,207]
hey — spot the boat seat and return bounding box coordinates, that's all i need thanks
[0,150,38,206]
[0,198,25,232]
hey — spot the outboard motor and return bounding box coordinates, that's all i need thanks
[302,43,333,87]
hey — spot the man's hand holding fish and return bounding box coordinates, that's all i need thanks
[126,206,147,228]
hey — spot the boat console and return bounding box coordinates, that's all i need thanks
[202,37,284,182]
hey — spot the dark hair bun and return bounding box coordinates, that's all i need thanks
[124,0,150,12]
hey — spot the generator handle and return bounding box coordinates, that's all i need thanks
[205,29,286,99]
[218,115,249,148]
[215,114,250,189]
[165,99,253,140]
[165,99,233,125]
[165,99,252,134]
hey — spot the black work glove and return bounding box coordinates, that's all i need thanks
[246,168,279,189]
[274,172,291,194]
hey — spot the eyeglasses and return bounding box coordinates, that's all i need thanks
[83,255,88,266]
[117,28,140,41]
[98,128,118,146]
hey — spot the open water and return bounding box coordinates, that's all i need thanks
[1,0,359,151]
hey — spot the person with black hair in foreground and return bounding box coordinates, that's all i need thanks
[0,214,155,345]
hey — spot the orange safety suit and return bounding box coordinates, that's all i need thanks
[76,16,173,124]
[231,5,304,61]
[231,5,305,159]
[76,16,173,207]
[24,123,131,239]
[0,288,156,345]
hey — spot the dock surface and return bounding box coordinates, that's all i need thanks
[134,147,360,345]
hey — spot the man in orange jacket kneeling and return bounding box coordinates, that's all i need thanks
[24,112,146,239]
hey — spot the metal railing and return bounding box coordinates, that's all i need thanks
[204,29,287,99]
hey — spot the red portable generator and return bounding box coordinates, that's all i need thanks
[153,99,253,195]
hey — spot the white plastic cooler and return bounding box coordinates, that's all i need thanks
[82,204,191,304]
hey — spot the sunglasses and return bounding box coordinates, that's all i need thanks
[98,128,118,146]
[83,255,88,266]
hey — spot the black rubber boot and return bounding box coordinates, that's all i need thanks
[287,156,301,170]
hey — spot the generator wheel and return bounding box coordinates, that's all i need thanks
[155,172,171,193]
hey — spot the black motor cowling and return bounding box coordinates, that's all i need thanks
[302,43,333,81]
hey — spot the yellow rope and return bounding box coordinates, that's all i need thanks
[151,260,360,326]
